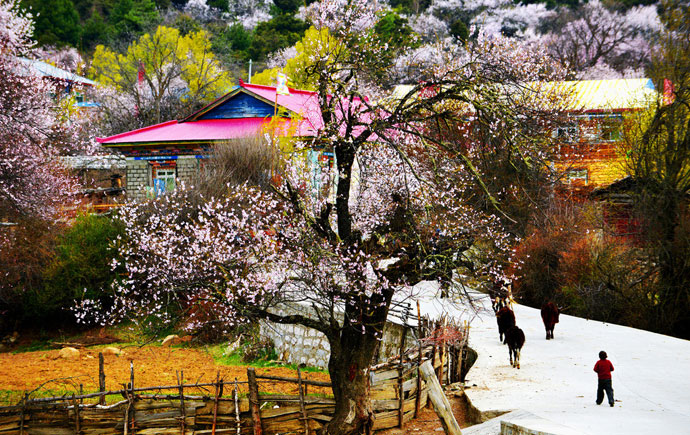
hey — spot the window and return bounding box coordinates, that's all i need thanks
[599,115,623,141]
[555,124,578,143]
[586,114,623,142]
[566,168,588,185]
[153,168,176,196]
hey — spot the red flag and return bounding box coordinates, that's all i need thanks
[138,61,145,86]
[663,78,675,105]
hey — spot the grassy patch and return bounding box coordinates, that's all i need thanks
[11,339,53,354]
[206,344,325,373]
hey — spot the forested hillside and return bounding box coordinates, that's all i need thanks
[20,0,661,81]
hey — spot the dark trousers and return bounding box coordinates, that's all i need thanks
[597,378,614,405]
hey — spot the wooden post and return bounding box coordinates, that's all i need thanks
[130,361,134,395]
[297,367,309,435]
[19,394,26,435]
[398,307,409,428]
[415,301,423,417]
[437,321,444,385]
[127,361,135,433]
[98,353,105,406]
[177,370,186,434]
[234,378,241,435]
[247,367,263,435]
[419,361,463,435]
[72,394,80,435]
[446,341,451,385]
[212,371,220,435]
[428,325,437,410]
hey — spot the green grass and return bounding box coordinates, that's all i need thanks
[11,339,53,354]
[206,344,326,373]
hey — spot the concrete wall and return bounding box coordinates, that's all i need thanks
[260,303,414,369]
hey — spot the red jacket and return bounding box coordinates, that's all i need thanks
[594,359,614,380]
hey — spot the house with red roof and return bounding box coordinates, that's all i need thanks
[98,80,324,201]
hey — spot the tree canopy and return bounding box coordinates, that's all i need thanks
[90,25,233,133]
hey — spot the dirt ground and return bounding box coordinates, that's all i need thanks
[377,394,472,434]
[0,336,471,432]
[0,344,331,404]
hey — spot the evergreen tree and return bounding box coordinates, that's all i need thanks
[82,10,115,49]
[248,14,308,61]
[21,0,81,47]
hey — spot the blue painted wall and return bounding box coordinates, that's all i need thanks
[199,92,276,119]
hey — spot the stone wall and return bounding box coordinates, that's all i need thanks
[125,157,201,201]
[177,157,199,186]
[260,303,414,369]
[126,159,149,202]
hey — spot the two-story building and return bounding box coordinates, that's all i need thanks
[552,78,657,187]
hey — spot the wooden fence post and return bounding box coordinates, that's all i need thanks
[98,353,105,406]
[123,361,135,435]
[415,301,423,418]
[428,323,437,410]
[19,393,27,435]
[212,371,220,435]
[177,370,186,434]
[297,367,309,435]
[234,378,241,435]
[437,320,445,385]
[247,367,263,435]
[398,306,409,428]
[419,361,463,435]
[72,394,80,435]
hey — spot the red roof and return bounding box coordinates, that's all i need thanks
[96,80,381,146]
[236,81,323,130]
[98,81,323,146]
[97,117,317,145]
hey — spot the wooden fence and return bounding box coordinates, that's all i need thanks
[0,318,469,434]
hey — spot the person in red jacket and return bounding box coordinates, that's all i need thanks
[594,350,615,407]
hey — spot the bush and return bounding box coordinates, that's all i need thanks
[510,199,655,329]
[0,218,57,333]
[32,213,124,324]
[242,336,277,363]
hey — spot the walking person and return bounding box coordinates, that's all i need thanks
[594,350,615,407]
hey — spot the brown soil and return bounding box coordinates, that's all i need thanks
[0,335,473,433]
[0,344,331,404]
[376,393,472,434]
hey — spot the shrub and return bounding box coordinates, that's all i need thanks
[511,198,655,329]
[34,213,124,323]
[0,218,57,333]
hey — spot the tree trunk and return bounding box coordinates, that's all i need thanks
[653,190,690,335]
[321,326,380,435]
[320,289,392,435]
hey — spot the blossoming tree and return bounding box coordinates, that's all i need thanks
[82,1,570,433]
[0,0,90,221]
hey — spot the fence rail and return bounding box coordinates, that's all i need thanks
[0,319,470,434]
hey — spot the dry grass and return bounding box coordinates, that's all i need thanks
[194,136,280,198]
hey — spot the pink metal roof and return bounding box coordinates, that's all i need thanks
[97,117,317,145]
[96,81,379,146]
[239,81,323,131]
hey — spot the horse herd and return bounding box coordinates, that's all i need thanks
[491,282,560,369]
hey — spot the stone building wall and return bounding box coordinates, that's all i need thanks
[126,159,149,202]
[177,157,199,186]
[124,157,201,201]
[260,303,414,369]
